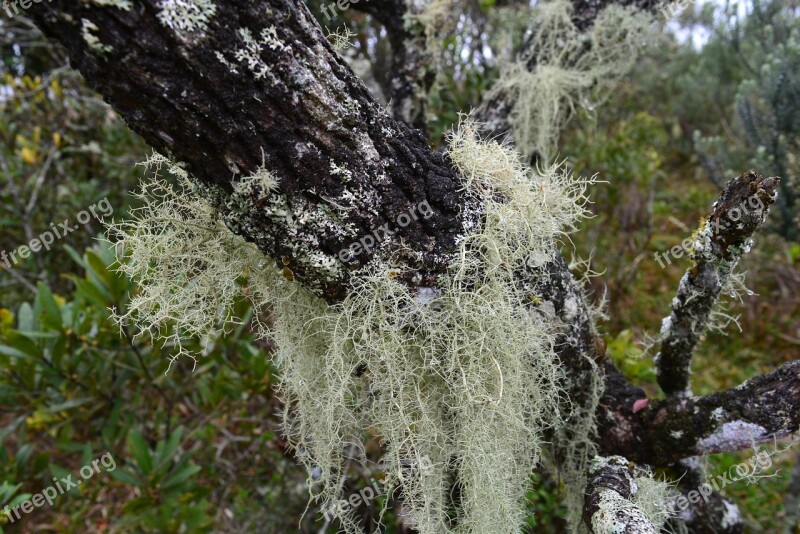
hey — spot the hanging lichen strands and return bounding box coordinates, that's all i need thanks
[108,116,598,532]
[487,0,653,164]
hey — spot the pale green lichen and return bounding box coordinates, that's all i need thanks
[109,119,598,532]
[233,163,280,197]
[277,121,595,533]
[589,459,677,534]
[327,26,357,53]
[81,19,113,54]
[157,0,217,35]
[85,0,133,9]
[555,356,604,533]
[407,0,459,60]
[107,155,268,370]
[632,472,680,532]
[232,26,289,80]
[487,0,653,164]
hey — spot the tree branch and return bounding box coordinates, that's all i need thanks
[351,0,436,131]
[583,455,658,534]
[655,171,779,396]
[667,457,744,534]
[28,0,476,302]
[609,360,800,465]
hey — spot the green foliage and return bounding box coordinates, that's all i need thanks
[606,330,655,384]
[523,471,568,532]
[0,42,146,308]
[112,428,213,532]
[687,0,800,240]
[0,240,312,531]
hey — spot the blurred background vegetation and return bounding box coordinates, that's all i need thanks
[0,0,798,532]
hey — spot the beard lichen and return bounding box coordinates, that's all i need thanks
[488,0,653,164]
[110,120,600,532]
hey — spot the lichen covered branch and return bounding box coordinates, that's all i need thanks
[655,171,779,396]
[583,456,659,534]
[612,360,800,465]
[350,0,439,131]
[28,0,475,302]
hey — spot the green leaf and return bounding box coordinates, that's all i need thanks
[35,283,62,331]
[108,467,142,487]
[161,463,201,491]
[17,304,33,331]
[68,276,109,309]
[154,427,184,475]
[1,331,41,358]
[45,397,94,414]
[49,465,80,495]
[127,430,153,475]
[63,245,87,269]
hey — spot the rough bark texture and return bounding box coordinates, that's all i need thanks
[351,0,436,131]
[28,0,477,303]
[667,457,744,534]
[23,1,798,532]
[583,456,658,534]
[606,360,800,465]
[655,172,779,396]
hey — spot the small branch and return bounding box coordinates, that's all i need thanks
[655,171,779,397]
[610,360,800,465]
[666,457,744,533]
[583,456,658,534]
[351,0,437,131]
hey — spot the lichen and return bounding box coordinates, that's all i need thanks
[109,120,597,532]
[233,161,280,197]
[485,0,653,164]
[81,19,113,54]
[327,26,357,53]
[85,0,133,9]
[633,472,679,531]
[157,0,217,35]
[589,459,677,534]
[231,26,289,81]
[406,0,459,60]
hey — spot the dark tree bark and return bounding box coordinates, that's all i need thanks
[28,0,476,303]
[583,456,658,534]
[25,1,798,532]
[655,172,779,396]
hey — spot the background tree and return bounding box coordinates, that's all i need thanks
[0,0,797,532]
